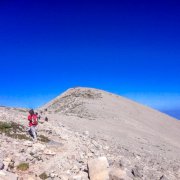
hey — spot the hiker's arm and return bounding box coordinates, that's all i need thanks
[28,116,32,123]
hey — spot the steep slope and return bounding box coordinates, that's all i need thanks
[38,87,180,160]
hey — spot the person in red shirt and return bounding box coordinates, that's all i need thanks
[28,109,38,141]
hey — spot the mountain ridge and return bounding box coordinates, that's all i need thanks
[38,87,180,159]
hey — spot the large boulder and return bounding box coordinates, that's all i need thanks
[88,156,109,180]
[12,153,27,167]
[0,170,17,180]
[4,170,17,180]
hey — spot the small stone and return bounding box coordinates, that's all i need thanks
[132,167,142,178]
[103,146,109,150]
[82,131,90,137]
[109,168,127,180]
[126,170,134,178]
[23,141,33,147]
[108,159,114,166]
[50,173,55,178]
[91,140,102,149]
[87,153,93,157]
[73,175,81,180]
[71,165,80,173]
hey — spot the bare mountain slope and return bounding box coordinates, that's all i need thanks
[38,87,180,160]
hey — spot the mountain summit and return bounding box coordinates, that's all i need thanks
[38,87,180,159]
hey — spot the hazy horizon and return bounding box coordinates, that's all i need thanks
[0,87,179,120]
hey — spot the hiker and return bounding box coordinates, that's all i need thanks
[28,109,38,141]
[45,117,48,122]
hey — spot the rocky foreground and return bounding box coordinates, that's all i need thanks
[0,106,180,180]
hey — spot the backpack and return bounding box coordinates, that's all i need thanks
[32,115,38,125]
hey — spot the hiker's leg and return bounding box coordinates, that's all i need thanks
[33,126,37,139]
[29,126,33,137]
[30,126,37,139]
[28,127,31,134]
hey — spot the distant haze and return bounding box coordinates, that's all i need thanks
[160,109,180,120]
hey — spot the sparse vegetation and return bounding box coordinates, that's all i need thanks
[17,163,29,171]
[13,107,29,112]
[38,134,50,143]
[39,173,49,179]
[52,90,101,116]
[30,152,34,156]
[0,121,50,142]
[0,122,11,129]
[0,121,32,141]
[18,109,28,112]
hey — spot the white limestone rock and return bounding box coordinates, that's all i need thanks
[23,141,33,147]
[88,156,109,180]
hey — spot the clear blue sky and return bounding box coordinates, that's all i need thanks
[0,0,180,119]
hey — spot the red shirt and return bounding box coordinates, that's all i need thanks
[28,115,33,126]
[28,115,38,126]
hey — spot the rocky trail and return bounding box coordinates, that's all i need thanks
[0,87,180,180]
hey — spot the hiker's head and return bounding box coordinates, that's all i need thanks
[35,112,38,115]
[29,109,34,115]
